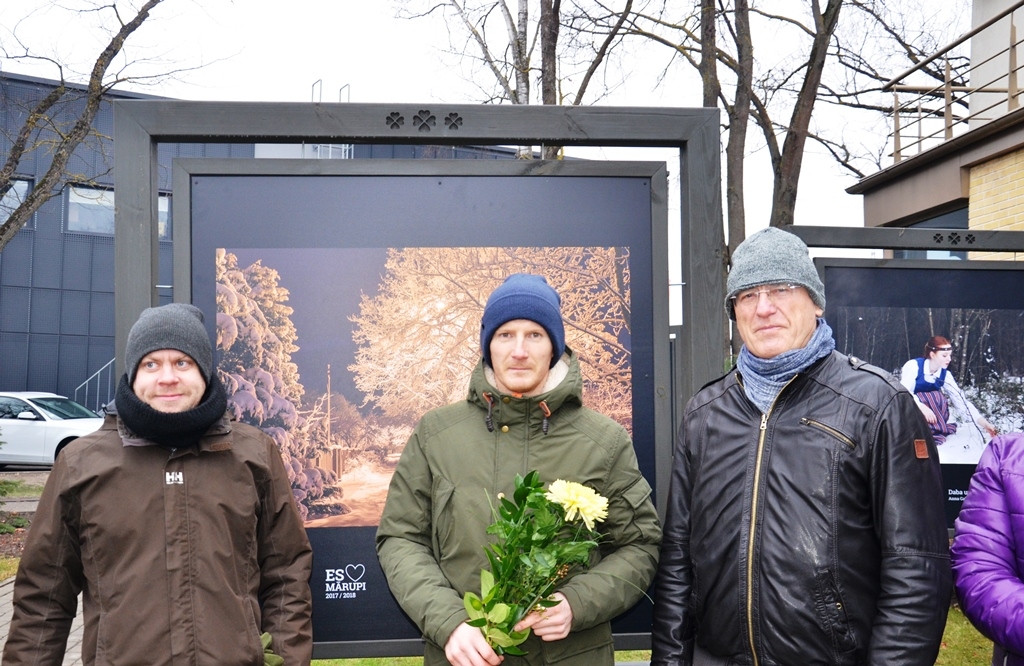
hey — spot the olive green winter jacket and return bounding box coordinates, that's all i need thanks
[376,350,661,665]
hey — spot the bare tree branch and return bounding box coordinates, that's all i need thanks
[0,0,167,250]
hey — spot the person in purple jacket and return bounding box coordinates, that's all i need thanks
[952,432,1024,666]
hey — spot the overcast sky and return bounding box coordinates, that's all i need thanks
[0,0,884,241]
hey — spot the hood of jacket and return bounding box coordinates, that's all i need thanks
[467,348,582,434]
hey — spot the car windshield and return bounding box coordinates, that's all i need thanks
[29,397,98,420]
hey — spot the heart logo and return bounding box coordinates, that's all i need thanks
[345,564,365,582]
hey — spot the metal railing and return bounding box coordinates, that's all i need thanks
[74,358,116,414]
[885,0,1024,162]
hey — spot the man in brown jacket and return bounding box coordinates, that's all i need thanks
[3,303,313,665]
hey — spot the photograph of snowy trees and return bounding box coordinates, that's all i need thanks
[215,245,631,528]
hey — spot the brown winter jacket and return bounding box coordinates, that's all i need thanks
[2,413,313,665]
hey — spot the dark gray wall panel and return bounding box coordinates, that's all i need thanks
[91,239,115,292]
[57,335,89,397]
[0,234,33,286]
[32,236,63,289]
[0,332,29,387]
[29,289,60,334]
[27,334,58,390]
[87,338,116,375]
[89,292,115,336]
[60,291,91,335]
[0,287,29,331]
[61,236,95,290]
[34,198,62,236]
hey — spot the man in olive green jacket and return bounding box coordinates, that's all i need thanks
[377,274,661,666]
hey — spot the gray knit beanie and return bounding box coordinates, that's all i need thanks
[125,303,213,385]
[725,228,825,320]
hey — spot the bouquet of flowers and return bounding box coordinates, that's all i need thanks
[462,470,609,655]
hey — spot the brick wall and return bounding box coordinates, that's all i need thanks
[969,149,1024,260]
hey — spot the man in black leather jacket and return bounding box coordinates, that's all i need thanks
[651,228,951,666]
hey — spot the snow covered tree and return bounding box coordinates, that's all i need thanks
[349,246,632,430]
[215,249,337,519]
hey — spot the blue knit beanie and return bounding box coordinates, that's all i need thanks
[480,274,566,369]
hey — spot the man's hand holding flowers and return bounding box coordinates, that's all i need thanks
[513,591,573,641]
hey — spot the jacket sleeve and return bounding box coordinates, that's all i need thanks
[557,429,662,631]
[1,454,83,665]
[256,435,314,665]
[952,434,1024,655]
[649,407,697,666]
[867,389,952,665]
[376,426,468,648]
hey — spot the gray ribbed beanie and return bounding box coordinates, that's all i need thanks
[125,303,213,385]
[725,228,825,320]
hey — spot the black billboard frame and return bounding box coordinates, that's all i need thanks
[177,157,667,657]
[113,102,723,657]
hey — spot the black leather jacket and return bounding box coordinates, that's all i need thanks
[651,351,951,666]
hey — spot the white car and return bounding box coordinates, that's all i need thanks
[0,392,104,467]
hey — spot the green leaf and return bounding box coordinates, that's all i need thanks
[503,644,528,656]
[487,602,511,623]
[487,626,528,648]
[464,592,484,617]
[466,618,488,628]
[480,569,495,597]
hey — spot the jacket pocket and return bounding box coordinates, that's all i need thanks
[813,567,858,657]
[801,417,857,450]
[621,474,657,540]
[430,475,456,560]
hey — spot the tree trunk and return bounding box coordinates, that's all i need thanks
[768,0,842,227]
[515,0,533,158]
[540,0,561,158]
[723,0,753,357]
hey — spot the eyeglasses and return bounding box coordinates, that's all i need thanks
[932,346,953,352]
[732,284,803,312]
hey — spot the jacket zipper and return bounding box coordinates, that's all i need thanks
[745,376,797,666]
[800,417,856,448]
[746,412,768,666]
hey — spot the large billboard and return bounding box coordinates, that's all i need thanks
[184,162,669,656]
[816,258,1024,528]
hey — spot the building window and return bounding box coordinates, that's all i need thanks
[68,186,115,234]
[68,187,171,239]
[312,143,353,159]
[1,179,31,227]
[158,194,171,240]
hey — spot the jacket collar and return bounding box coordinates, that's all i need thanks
[112,410,233,450]
[468,347,583,417]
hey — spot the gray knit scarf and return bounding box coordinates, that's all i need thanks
[736,318,835,414]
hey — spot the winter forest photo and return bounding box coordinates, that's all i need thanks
[831,306,1024,464]
[214,246,632,528]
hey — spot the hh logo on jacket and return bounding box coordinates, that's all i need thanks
[165,472,184,485]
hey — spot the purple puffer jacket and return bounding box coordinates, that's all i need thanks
[952,433,1024,666]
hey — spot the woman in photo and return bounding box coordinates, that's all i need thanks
[900,335,998,445]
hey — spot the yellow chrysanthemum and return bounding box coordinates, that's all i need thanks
[545,480,608,530]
